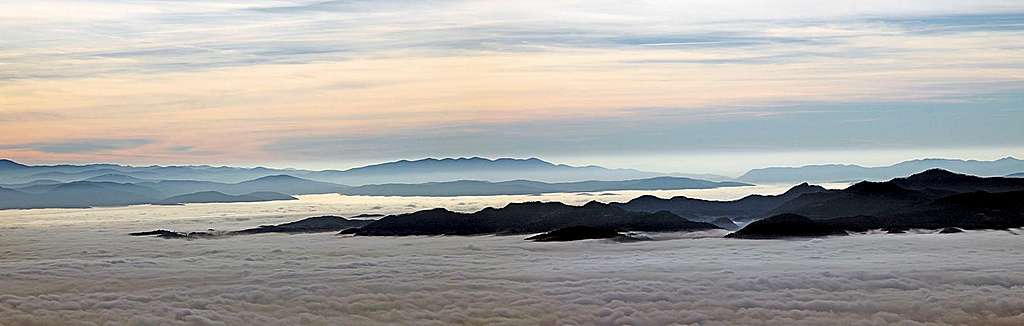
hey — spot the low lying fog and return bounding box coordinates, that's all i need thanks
[1,187,1021,325]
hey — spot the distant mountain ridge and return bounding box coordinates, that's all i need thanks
[0,171,746,209]
[305,157,672,185]
[157,191,296,205]
[342,176,749,196]
[738,157,1024,183]
[0,175,343,209]
[0,157,674,185]
[0,159,29,170]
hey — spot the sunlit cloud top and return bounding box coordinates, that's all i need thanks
[1,0,1022,171]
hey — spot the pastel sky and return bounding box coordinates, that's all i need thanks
[1,0,1023,174]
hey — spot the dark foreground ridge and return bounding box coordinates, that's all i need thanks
[614,182,827,223]
[347,201,720,236]
[526,226,623,242]
[523,226,655,242]
[728,169,1024,239]
[234,216,373,234]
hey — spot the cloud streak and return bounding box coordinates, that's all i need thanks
[1,138,153,153]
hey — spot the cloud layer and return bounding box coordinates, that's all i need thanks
[1,194,1023,325]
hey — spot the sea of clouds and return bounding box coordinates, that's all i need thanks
[1,192,1023,325]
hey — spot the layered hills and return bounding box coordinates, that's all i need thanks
[729,169,1024,238]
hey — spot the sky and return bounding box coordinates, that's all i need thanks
[1,0,1023,175]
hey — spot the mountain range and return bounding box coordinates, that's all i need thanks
[0,173,745,209]
[0,157,675,185]
[4,156,1024,210]
[739,157,1024,183]
[5,156,1020,187]
[127,168,1024,241]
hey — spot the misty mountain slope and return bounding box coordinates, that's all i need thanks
[613,182,827,222]
[304,157,670,185]
[136,175,349,197]
[231,175,352,194]
[0,181,165,209]
[348,201,720,236]
[0,175,347,209]
[0,160,294,184]
[25,168,139,183]
[83,174,148,183]
[157,191,296,205]
[5,181,66,194]
[344,180,550,196]
[135,180,230,197]
[738,157,1024,183]
[0,187,36,208]
[342,176,749,196]
[0,179,62,189]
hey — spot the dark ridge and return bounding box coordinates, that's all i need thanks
[233,216,372,234]
[132,215,375,239]
[725,214,847,239]
[128,230,215,239]
[526,226,622,242]
[614,182,828,222]
[767,169,1024,221]
[349,213,385,219]
[728,187,1024,239]
[891,169,1024,193]
[350,201,720,236]
[845,181,917,196]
